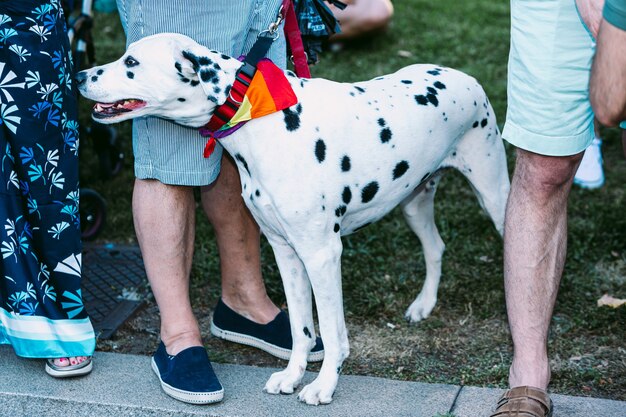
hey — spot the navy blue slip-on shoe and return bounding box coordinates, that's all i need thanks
[151,342,224,404]
[210,298,324,362]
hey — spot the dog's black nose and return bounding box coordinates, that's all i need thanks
[75,71,87,87]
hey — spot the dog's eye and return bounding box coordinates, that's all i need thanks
[124,56,139,67]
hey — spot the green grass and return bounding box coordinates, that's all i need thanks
[87,0,625,401]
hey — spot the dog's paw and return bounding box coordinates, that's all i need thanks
[297,378,335,405]
[264,368,304,395]
[404,293,437,323]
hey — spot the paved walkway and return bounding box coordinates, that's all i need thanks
[0,346,623,417]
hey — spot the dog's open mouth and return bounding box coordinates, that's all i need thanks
[92,99,147,119]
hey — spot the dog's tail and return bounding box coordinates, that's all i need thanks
[443,86,510,235]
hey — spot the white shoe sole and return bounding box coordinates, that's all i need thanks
[45,359,93,378]
[573,177,604,189]
[210,320,325,362]
[151,358,224,404]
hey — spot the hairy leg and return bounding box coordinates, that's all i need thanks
[133,178,202,355]
[201,153,279,324]
[504,148,582,389]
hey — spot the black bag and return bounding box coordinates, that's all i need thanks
[294,0,346,64]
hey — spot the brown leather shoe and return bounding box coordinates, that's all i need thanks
[490,386,553,417]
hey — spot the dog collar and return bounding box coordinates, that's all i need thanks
[199,58,297,158]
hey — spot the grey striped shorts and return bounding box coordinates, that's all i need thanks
[116,0,286,185]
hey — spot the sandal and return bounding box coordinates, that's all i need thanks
[490,386,553,417]
[45,356,93,378]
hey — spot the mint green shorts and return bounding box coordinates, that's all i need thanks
[502,0,596,156]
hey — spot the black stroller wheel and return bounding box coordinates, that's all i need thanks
[80,188,106,241]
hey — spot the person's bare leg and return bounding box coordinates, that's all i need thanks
[133,178,202,355]
[201,153,279,324]
[328,0,394,41]
[504,148,583,389]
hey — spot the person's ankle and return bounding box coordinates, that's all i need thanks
[160,330,203,356]
[220,294,280,325]
[509,357,551,390]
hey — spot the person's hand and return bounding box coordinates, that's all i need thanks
[576,0,606,39]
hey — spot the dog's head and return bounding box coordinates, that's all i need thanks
[77,33,243,127]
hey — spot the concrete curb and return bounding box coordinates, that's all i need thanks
[1,347,624,417]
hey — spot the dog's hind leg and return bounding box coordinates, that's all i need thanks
[401,174,446,323]
[446,122,510,236]
[296,236,348,405]
[263,236,317,395]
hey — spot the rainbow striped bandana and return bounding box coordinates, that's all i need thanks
[199,59,298,158]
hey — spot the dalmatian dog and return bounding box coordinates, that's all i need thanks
[77,33,510,405]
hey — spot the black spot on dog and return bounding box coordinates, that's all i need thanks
[342,187,352,204]
[283,106,302,131]
[126,71,134,79]
[198,56,211,66]
[220,54,231,60]
[393,161,409,179]
[380,127,392,143]
[96,69,104,75]
[315,139,326,163]
[401,80,413,84]
[304,327,312,338]
[335,205,347,217]
[474,100,477,106]
[200,68,218,83]
[377,118,386,127]
[255,189,260,197]
[334,223,340,233]
[213,62,221,70]
[427,93,439,107]
[361,182,379,203]
[354,86,366,93]
[481,118,488,128]
[286,70,297,78]
[91,76,98,82]
[177,98,186,102]
[427,86,438,95]
[213,86,221,94]
[174,62,182,72]
[207,96,218,103]
[300,80,305,88]
[434,81,446,89]
[190,80,200,87]
[180,76,190,83]
[415,95,429,105]
[235,153,250,175]
[349,91,356,97]
[341,156,351,172]
[472,121,479,128]
[427,69,440,76]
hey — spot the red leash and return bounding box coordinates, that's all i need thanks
[282,0,311,78]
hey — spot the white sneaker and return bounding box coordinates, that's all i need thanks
[574,137,604,189]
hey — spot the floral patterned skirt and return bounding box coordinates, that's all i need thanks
[0,0,95,358]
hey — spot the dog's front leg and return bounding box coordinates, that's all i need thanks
[263,236,316,395]
[297,237,349,405]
